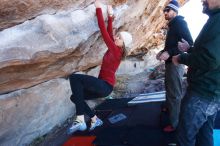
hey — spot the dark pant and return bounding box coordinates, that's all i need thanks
[69,74,113,118]
[177,91,220,146]
[165,63,184,128]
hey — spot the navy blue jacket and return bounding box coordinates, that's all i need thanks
[163,16,193,63]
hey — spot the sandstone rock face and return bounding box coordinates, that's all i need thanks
[0,4,103,94]
[117,49,161,75]
[0,78,73,146]
[0,0,174,94]
[0,0,95,31]
[0,0,187,145]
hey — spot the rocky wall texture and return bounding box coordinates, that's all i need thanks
[0,78,73,146]
[0,0,176,94]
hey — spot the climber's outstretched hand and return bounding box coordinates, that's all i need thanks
[94,0,102,8]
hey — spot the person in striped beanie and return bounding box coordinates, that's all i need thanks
[157,0,193,133]
[164,0,179,13]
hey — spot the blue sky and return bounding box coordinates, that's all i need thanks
[179,0,208,40]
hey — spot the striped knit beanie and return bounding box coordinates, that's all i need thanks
[164,0,179,13]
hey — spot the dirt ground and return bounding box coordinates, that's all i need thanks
[30,64,168,146]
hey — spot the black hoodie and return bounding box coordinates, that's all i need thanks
[163,15,193,63]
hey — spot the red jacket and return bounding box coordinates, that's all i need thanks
[96,8,123,86]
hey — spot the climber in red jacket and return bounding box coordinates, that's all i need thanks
[67,0,133,135]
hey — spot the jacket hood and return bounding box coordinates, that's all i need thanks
[169,15,184,26]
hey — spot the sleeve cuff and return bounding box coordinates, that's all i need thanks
[167,49,172,56]
[96,8,102,12]
[179,53,189,65]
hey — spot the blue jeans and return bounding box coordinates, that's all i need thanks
[177,91,220,146]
